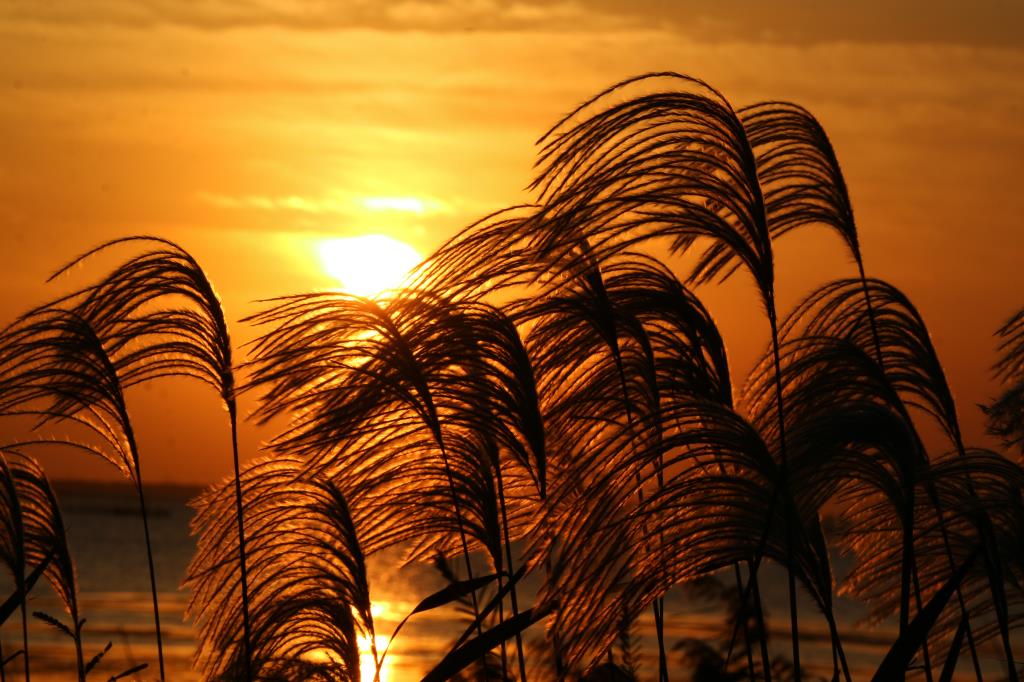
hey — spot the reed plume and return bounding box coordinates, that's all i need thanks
[0,307,165,678]
[987,308,1024,455]
[187,455,374,680]
[0,451,116,681]
[47,236,253,677]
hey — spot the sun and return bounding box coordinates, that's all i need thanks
[318,234,422,298]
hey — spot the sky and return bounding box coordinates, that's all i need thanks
[2,0,1023,483]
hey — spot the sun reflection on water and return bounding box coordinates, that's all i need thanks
[297,602,393,682]
[358,632,392,682]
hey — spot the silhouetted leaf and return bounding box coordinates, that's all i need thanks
[84,641,112,675]
[938,616,967,682]
[414,573,501,615]
[33,609,73,639]
[422,605,552,682]
[0,550,51,626]
[872,546,980,682]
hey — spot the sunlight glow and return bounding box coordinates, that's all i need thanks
[361,196,428,213]
[300,626,390,682]
[358,633,391,682]
[317,235,422,298]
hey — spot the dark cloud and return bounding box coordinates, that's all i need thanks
[4,0,1022,47]
[3,0,609,33]
[599,0,1024,48]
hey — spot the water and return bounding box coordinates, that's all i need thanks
[0,481,493,681]
[2,482,198,681]
[0,482,1000,681]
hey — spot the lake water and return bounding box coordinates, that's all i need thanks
[0,482,1005,681]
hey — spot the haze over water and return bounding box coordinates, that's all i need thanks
[4,483,1007,681]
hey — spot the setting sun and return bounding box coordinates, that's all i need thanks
[317,234,422,298]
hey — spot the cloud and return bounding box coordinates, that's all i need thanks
[198,192,453,217]
[3,0,1022,47]
[1,0,621,34]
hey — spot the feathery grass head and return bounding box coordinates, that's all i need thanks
[781,278,965,449]
[47,236,235,403]
[529,72,774,300]
[0,451,80,624]
[985,308,1024,455]
[244,291,548,559]
[187,455,374,680]
[736,100,860,261]
[0,307,137,480]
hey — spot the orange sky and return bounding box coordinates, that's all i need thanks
[2,1,1023,483]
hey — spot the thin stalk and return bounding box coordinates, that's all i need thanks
[594,320,668,682]
[823,609,852,682]
[6,469,29,682]
[133,473,164,680]
[435,438,484,636]
[733,563,757,682]
[399,331,484,640]
[543,548,567,680]
[227,401,253,680]
[722,487,782,675]
[488,469,509,682]
[721,477,840,682]
[938,616,968,682]
[926,384,1014,679]
[721,428,845,682]
[370,634,381,682]
[750,564,773,682]
[859,257,914,682]
[73,621,85,682]
[497,566,509,681]
[374,313,485,636]
[19,586,28,682]
[950,426,1016,680]
[979,531,1017,682]
[652,599,667,682]
[767,302,801,681]
[80,319,164,679]
[855,260,884,365]
[922,482,984,682]
[951,419,1018,682]
[495,462,528,682]
[899,491,914,639]
[910,558,935,682]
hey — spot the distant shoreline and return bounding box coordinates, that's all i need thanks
[52,479,205,496]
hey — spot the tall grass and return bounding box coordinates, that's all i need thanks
[0,450,147,682]
[0,72,1021,681]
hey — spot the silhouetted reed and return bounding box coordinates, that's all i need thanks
[186,455,374,680]
[987,308,1024,455]
[0,72,1021,682]
[0,237,253,679]
[49,237,253,678]
[0,451,146,681]
[0,306,168,678]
